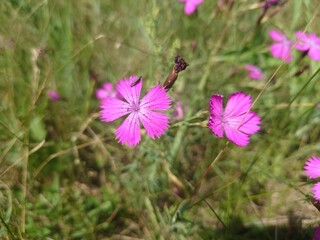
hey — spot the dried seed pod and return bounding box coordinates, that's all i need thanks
[163,55,189,90]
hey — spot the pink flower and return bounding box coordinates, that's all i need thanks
[314,226,320,240]
[172,100,184,121]
[304,156,320,200]
[295,31,320,61]
[264,0,281,10]
[179,0,203,15]
[96,82,116,100]
[304,156,320,179]
[244,65,264,80]
[47,90,60,101]
[208,92,261,147]
[269,29,292,62]
[100,76,171,147]
[312,183,320,201]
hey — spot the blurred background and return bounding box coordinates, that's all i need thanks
[0,0,319,239]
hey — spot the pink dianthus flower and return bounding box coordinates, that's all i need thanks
[172,100,184,121]
[208,92,261,147]
[314,226,320,240]
[100,76,171,147]
[179,0,203,15]
[312,183,320,201]
[304,156,320,179]
[295,31,320,61]
[96,82,116,100]
[304,156,320,200]
[47,90,60,101]
[244,64,264,80]
[269,29,292,62]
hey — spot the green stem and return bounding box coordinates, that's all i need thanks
[0,214,16,239]
[289,65,320,105]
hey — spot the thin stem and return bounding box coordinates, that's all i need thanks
[203,199,227,229]
[21,136,29,234]
[289,66,320,106]
[193,141,229,195]
[0,214,16,239]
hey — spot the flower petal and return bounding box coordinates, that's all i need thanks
[172,101,184,121]
[116,76,142,104]
[184,2,197,14]
[96,89,108,99]
[270,43,286,58]
[208,94,224,138]
[209,94,224,116]
[313,227,320,240]
[308,46,320,61]
[269,30,285,41]
[100,97,130,122]
[249,72,264,80]
[280,44,292,62]
[304,156,320,179]
[192,0,203,4]
[238,112,261,134]
[295,31,310,51]
[245,65,264,80]
[139,111,170,139]
[96,82,114,99]
[245,64,260,73]
[102,82,113,92]
[309,33,320,44]
[270,43,291,62]
[225,92,252,118]
[312,182,320,201]
[208,116,224,138]
[115,113,141,147]
[224,124,250,147]
[140,85,171,111]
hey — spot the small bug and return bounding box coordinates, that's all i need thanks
[131,76,142,87]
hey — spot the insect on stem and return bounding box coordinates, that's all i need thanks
[131,76,142,87]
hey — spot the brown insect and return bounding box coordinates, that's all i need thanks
[131,76,142,87]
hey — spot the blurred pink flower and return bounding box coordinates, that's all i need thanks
[312,183,320,201]
[304,156,320,201]
[100,76,171,147]
[269,29,292,62]
[172,100,184,121]
[96,82,116,100]
[244,64,264,80]
[179,0,203,15]
[295,31,320,61]
[208,92,261,147]
[47,90,60,101]
[264,0,281,10]
[314,226,320,240]
[305,156,320,179]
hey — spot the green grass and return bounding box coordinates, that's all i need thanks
[0,0,320,239]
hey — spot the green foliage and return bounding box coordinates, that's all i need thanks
[0,0,319,239]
